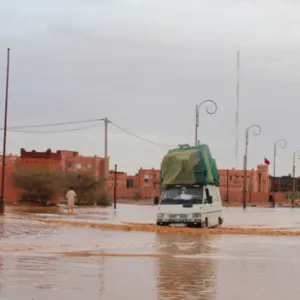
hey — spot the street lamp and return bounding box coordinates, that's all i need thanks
[195,99,217,146]
[273,139,287,177]
[242,124,262,210]
[292,149,300,208]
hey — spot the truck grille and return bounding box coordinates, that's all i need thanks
[169,214,188,220]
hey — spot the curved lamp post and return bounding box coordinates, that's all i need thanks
[242,124,262,209]
[292,149,300,208]
[273,139,287,177]
[195,99,218,146]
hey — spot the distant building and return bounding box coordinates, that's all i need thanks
[218,164,269,202]
[0,149,107,202]
[269,175,300,192]
[18,148,107,179]
[0,148,274,203]
[219,164,269,192]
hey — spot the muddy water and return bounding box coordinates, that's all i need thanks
[1,217,300,300]
[11,204,300,230]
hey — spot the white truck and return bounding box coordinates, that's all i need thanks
[156,184,223,228]
[156,144,223,228]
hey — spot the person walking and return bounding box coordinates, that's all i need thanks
[66,186,76,214]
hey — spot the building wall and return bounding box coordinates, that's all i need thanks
[0,156,21,202]
[107,170,127,190]
[112,165,270,202]
[0,149,284,205]
[218,164,269,193]
[1,149,107,203]
[65,155,106,179]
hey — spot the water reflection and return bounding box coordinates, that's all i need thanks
[0,255,107,300]
[3,213,300,300]
[156,233,219,300]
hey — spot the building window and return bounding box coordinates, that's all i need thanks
[76,163,82,169]
[144,174,149,183]
[126,179,134,188]
[229,176,232,180]
[144,186,148,189]
[67,161,72,168]
[87,163,92,169]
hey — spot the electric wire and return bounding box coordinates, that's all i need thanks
[3,118,104,130]
[3,117,178,147]
[109,121,176,147]
[8,123,101,133]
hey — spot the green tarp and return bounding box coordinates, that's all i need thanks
[160,144,219,187]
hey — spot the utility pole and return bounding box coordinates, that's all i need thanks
[242,124,262,210]
[235,51,240,169]
[104,117,108,191]
[113,164,117,209]
[195,105,199,146]
[226,169,229,202]
[291,150,300,208]
[0,48,10,215]
[249,175,252,203]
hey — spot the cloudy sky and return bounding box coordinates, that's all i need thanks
[0,0,299,175]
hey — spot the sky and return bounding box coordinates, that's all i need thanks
[0,0,300,175]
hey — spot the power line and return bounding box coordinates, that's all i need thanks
[2,116,177,147]
[3,118,104,130]
[8,123,101,133]
[109,121,176,147]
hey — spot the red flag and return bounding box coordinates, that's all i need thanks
[264,158,270,165]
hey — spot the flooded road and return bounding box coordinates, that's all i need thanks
[1,208,300,300]
[15,204,300,230]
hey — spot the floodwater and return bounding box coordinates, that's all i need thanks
[1,205,300,299]
[18,204,300,230]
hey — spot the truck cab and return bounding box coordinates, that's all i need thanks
[156,184,223,228]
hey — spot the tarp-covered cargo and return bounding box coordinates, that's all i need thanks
[160,144,219,187]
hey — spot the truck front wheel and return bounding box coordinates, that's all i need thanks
[218,217,223,226]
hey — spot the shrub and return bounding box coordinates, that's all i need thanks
[61,171,104,205]
[11,169,64,206]
[11,168,106,206]
[94,191,112,207]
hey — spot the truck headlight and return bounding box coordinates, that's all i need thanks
[163,214,169,220]
[157,213,164,219]
[192,213,202,219]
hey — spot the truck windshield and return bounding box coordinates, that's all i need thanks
[160,186,203,205]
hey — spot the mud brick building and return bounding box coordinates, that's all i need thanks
[1,149,108,202]
[1,148,293,204]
